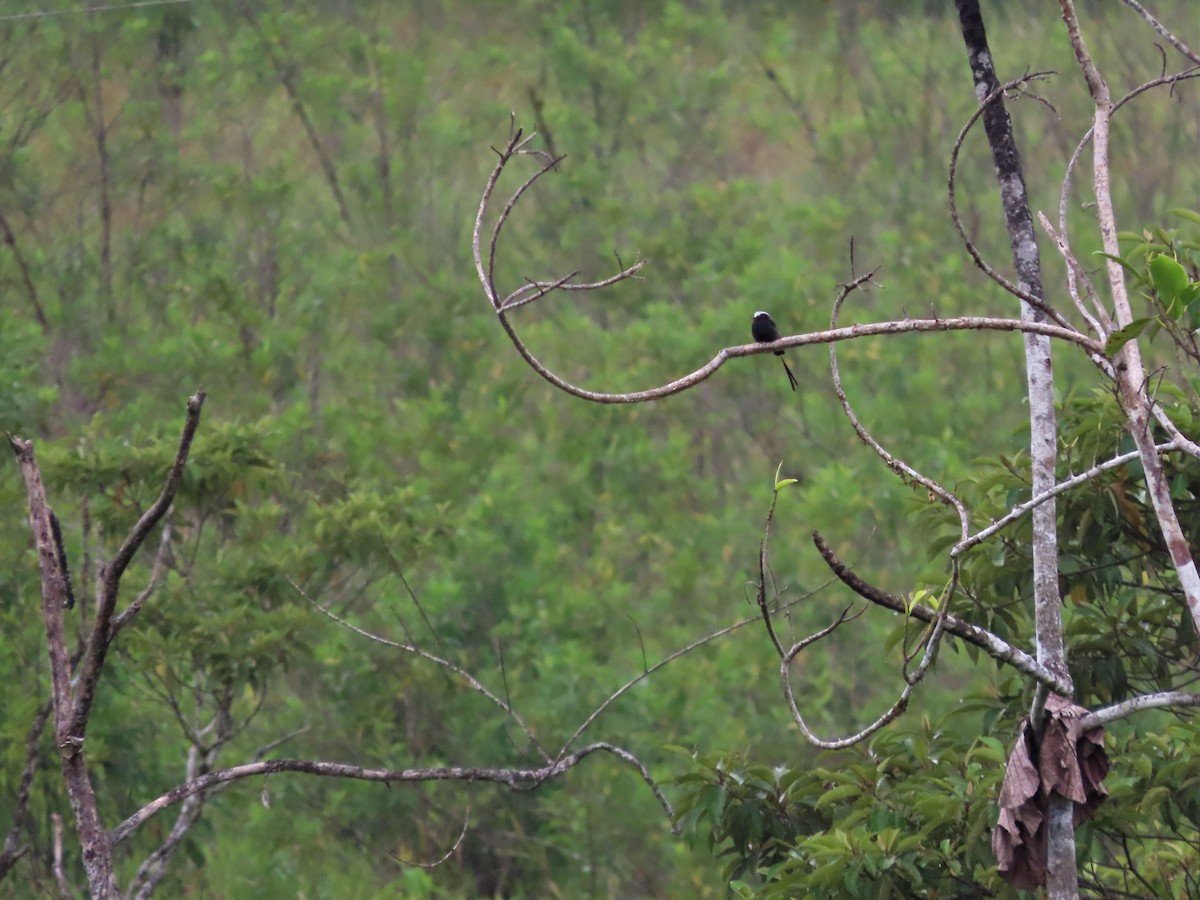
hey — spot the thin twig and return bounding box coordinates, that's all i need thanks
[829,274,970,538]
[51,814,69,899]
[1037,212,1107,336]
[555,576,837,759]
[296,581,551,763]
[253,726,311,761]
[1119,0,1200,66]
[500,262,648,312]
[110,515,173,636]
[947,71,1076,330]
[755,488,787,659]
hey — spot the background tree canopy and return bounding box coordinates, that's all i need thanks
[1,0,1198,896]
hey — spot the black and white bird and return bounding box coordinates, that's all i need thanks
[751,311,798,392]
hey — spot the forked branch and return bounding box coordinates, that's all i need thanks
[757,484,954,748]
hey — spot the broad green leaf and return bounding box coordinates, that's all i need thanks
[1149,254,1190,310]
[1105,317,1154,355]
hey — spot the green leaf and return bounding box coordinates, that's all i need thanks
[1105,317,1153,355]
[773,460,797,491]
[1168,207,1200,226]
[1149,254,1191,311]
[1093,251,1141,280]
[815,784,862,808]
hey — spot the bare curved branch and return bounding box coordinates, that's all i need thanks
[779,615,916,750]
[110,743,674,847]
[777,569,952,749]
[495,314,1102,404]
[391,804,470,870]
[475,127,1104,405]
[761,485,949,749]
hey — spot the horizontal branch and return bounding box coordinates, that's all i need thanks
[1082,690,1200,729]
[110,742,672,846]
[495,314,1104,405]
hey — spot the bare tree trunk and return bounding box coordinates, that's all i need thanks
[955,3,1077,896]
[9,438,119,899]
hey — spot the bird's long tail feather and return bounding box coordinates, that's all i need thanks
[780,357,798,392]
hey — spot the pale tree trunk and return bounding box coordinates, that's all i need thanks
[954,3,1077,896]
[1057,0,1200,636]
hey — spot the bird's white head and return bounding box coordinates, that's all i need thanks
[754,310,771,319]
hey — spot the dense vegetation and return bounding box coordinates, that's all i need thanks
[1,1,1198,896]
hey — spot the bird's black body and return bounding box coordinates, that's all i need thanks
[752,311,798,391]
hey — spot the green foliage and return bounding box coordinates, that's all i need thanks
[0,317,55,433]
[1,1,1198,896]
[1107,211,1200,372]
[674,322,1200,896]
[672,710,1015,898]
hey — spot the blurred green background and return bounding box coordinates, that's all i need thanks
[1,1,1198,896]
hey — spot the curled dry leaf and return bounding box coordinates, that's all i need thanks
[993,694,1110,889]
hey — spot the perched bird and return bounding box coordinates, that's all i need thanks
[751,311,798,392]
